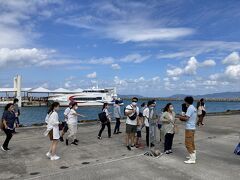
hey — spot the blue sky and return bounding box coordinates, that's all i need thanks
[0,0,240,97]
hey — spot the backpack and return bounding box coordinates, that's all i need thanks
[98,112,108,123]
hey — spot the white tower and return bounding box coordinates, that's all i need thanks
[14,75,22,107]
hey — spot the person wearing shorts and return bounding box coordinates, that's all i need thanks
[125,97,139,151]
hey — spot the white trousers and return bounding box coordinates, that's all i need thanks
[68,124,78,141]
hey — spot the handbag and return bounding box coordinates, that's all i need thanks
[234,143,240,155]
[0,119,5,130]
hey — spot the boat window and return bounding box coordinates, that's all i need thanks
[73,97,102,101]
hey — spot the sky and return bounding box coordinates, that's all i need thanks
[0,0,240,97]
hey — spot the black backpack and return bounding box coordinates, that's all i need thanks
[98,112,108,123]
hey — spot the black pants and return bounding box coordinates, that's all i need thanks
[3,129,13,148]
[98,122,111,137]
[114,118,121,133]
[164,133,174,151]
[146,126,149,146]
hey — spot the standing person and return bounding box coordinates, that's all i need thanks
[59,102,73,142]
[197,98,206,126]
[13,98,20,133]
[161,103,176,154]
[1,103,17,151]
[143,100,155,147]
[182,103,188,116]
[136,112,144,148]
[113,100,121,134]
[66,102,84,146]
[98,103,111,139]
[44,102,61,160]
[179,96,197,164]
[125,97,139,151]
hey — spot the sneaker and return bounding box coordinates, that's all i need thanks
[74,139,79,143]
[66,139,69,146]
[71,142,78,145]
[168,150,173,154]
[118,131,122,134]
[184,159,196,164]
[1,146,7,152]
[127,145,131,151]
[108,136,112,138]
[98,136,102,140]
[51,155,60,161]
[113,132,117,134]
[165,150,170,154]
[131,144,135,147]
[59,137,64,142]
[46,152,51,158]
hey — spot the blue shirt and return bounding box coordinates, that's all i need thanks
[2,110,16,129]
[185,105,197,130]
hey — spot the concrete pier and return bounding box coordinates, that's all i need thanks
[0,114,240,180]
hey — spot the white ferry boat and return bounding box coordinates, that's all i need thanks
[48,87,121,106]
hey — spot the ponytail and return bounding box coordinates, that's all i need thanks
[48,102,60,114]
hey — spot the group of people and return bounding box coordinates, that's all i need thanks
[1,96,205,164]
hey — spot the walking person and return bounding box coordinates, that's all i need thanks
[66,102,84,146]
[44,102,61,160]
[197,98,206,126]
[113,100,121,134]
[179,96,197,164]
[161,103,176,154]
[125,97,139,150]
[1,103,18,151]
[98,103,111,139]
[143,100,155,147]
[13,98,20,133]
[59,102,74,142]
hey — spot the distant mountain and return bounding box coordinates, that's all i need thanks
[118,94,144,99]
[168,92,240,99]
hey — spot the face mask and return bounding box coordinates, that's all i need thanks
[170,107,174,111]
[150,106,154,109]
[74,106,78,110]
[132,102,137,106]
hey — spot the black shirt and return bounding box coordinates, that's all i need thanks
[2,110,16,129]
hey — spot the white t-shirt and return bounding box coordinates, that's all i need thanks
[64,107,71,122]
[125,105,139,125]
[46,111,60,139]
[143,107,154,127]
[186,105,197,130]
[67,109,78,125]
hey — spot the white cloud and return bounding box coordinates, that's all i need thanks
[222,52,240,65]
[224,65,240,80]
[88,57,114,65]
[86,72,97,78]
[201,59,216,67]
[120,54,150,63]
[167,57,216,77]
[111,64,121,70]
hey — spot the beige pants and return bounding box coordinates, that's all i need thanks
[68,124,78,141]
[185,130,195,154]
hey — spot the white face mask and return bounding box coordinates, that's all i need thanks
[170,107,174,111]
[74,106,78,110]
[132,102,137,106]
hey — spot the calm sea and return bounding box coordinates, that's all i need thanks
[0,100,239,126]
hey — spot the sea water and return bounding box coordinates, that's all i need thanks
[0,100,239,126]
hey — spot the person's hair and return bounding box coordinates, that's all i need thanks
[132,97,138,102]
[13,98,19,103]
[200,98,204,102]
[48,102,60,114]
[184,96,194,105]
[4,103,14,111]
[163,103,172,112]
[182,103,187,112]
[115,100,119,104]
[141,102,145,107]
[71,102,78,109]
[147,100,154,107]
[102,103,108,111]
